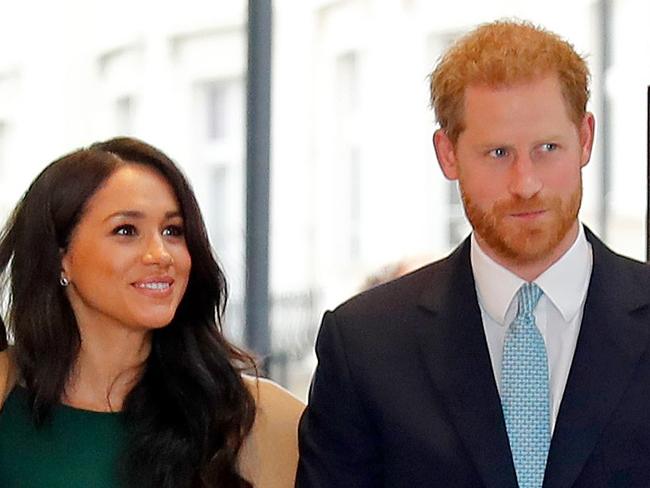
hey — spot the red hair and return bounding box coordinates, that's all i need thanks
[429,19,590,143]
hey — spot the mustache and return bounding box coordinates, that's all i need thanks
[492,195,560,214]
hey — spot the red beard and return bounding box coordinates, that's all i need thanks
[460,184,582,264]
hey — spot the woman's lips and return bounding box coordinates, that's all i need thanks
[132,277,174,296]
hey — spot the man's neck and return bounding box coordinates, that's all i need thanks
[474,222,580,282]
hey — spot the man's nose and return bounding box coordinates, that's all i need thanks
[507,153,542,199]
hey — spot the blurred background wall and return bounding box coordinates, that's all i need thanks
[0,0,648,399]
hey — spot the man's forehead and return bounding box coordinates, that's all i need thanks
[464,71,561,96]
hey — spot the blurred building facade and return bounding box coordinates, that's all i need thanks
[1,0,649,397]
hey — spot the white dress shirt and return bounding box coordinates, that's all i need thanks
[470,223,592,432]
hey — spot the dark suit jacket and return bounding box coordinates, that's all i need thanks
[297,229,650,487]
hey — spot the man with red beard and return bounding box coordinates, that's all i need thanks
[298,20,650,488]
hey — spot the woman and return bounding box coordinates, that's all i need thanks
[0,137,304,487]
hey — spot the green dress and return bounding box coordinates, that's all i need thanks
[0,386,128,487]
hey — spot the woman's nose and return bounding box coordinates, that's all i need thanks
[142,236,173,266]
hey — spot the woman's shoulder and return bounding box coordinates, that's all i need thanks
[243,375,305,446]
[0,349,17,409]
[244,375,305,418]
[239,375,305,488]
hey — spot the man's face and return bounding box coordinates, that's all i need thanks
[435,74,594,266]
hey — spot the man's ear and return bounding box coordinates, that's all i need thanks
[579,112,595,168]
[433,129,459,180]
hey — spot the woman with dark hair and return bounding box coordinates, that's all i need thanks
[0,137,303,487]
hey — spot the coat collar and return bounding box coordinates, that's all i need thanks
[544,228,650,487]
[414,228,650,488]
[415,238,518,488]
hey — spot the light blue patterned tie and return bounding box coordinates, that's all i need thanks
[501,283,550,488]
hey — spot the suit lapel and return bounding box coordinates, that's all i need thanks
[544,231,650,488]
[415,240,518,488]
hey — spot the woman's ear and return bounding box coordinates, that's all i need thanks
[433,129,460,180]
[60,248,70,283]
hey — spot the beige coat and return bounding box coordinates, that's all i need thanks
[0,350,304,487]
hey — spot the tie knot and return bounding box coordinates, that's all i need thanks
[516,282,543,316]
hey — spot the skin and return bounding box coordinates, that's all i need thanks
[60,164,191,411]
[434,74,595,282]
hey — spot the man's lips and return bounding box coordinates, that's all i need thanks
[509,209,547,219]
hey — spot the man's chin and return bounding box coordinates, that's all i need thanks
[480,223,573,264]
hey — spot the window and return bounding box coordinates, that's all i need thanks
[0,122,6,176]
[448,182,470,246]
[427,30,469,246]
[197,79,242,143]
[96,46,141,136]
[210,165,229,254]
[115,95,134,135]
[348,148,361,259]
[205,81,228,141]
[0,121,10,185]
[335,51,363,260]
[336,52,359,114]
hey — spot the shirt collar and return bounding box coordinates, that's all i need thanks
[470,223,592,325]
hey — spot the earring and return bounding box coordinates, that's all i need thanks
[59,276,70,287]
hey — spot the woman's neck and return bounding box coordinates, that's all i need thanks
[63,325,151,412]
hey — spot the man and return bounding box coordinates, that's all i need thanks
[297,20,650,488]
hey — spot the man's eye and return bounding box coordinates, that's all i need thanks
[113,225,137,236]
[489,147,508,159]
[162,225,184,237]
[541,143,558,152]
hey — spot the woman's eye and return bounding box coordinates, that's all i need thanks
[162,225,184,237]
[113,225,137,236]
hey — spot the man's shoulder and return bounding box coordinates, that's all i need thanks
[585,230,650,311]
[332,249,464,323]
[588,230,650,278]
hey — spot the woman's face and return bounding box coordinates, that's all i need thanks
[61,164,192,333]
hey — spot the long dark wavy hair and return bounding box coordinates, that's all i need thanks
[0,137,257,487]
